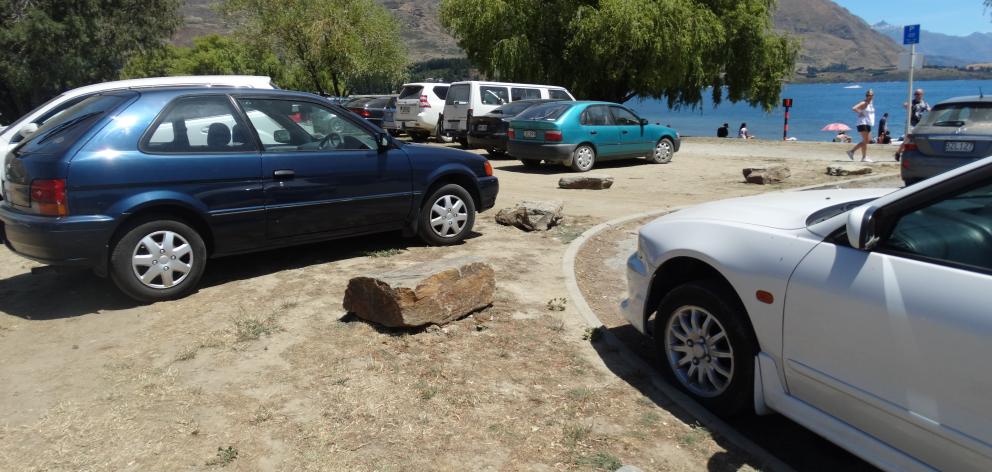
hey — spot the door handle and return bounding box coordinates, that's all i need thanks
[589,131,598,135]
[273,169,295,181]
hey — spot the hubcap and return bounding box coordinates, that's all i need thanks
[654,141,672,162]
[429,194,468,238]
[575,147,594,170]
[664,305,734,397]
[131,230,193,289]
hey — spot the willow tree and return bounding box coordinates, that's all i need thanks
[439,0,799,109]
[222,0,408,96]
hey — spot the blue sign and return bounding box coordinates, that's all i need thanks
[904,24,920,45]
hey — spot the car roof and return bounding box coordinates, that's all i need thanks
[935,95,992,105]
[448,80,569,90]
[402,82,450,87]
[51,76,275,99]
[132,87,322,101]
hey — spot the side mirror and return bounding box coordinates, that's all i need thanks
[846,204,880,250]
[639,118,649,126]
[18,123,39,139]
[377,132,391,152]
[273,129,291,144]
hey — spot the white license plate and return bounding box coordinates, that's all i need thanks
[477,124,488,131]
[945,141,974,153]
[400,106,411,114]
[523,130,536,138]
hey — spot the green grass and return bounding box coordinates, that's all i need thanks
[563,423,592,448]
[363,248,404,258]
[206,446,238,466]
[575,451,623,470]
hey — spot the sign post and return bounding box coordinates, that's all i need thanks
[904,24,920,137]
[782,98,793,141]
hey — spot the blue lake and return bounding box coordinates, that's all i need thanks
[626,79,992,142]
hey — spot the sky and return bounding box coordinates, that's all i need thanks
[833,0,992,36]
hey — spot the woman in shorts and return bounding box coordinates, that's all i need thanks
[847,89,875,162]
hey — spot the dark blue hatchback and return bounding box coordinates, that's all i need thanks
[0,87,498,301]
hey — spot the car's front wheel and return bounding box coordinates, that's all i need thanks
[418,184,476,246]
[110,219,207,302]
[654,281,757,416]
[649,137,674,164]
[571,144,596,172]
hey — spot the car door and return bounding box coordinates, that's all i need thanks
[235,95,413,240]
[782,179,992,471]
[610,106,649,157]
[578,105,621,158]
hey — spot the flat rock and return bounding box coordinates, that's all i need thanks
[827,164,874,176]
[558,174,614,190]
[743,165,790,184]
[495,200,564,231]
[342,256,495,328]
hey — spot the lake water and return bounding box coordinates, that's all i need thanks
[626,79,992,142]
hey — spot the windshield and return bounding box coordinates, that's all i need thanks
[919,102,992,127]
[15,93,132,155]
[515,102,573,121]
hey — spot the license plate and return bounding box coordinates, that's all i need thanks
[945,141,974,153]
[523,130,536,138]
[477,124,488,131]
[400,106,411,114]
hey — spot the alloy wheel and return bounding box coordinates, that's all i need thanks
[664,305,735,397]
[654,139,673,163]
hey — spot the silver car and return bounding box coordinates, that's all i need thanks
[900,95,992,185]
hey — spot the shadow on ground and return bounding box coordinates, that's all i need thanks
[594,324,879,472]
[496,158,651,175]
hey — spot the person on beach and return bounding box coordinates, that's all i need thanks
[877,112,888,142]
[847,89,875,162]
[717,123,729,138]
[904,89,930,127]
[833,131,852,143]
[738,122,751,139]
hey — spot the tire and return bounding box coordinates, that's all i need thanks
[649,137,675,164]
[654,281,758,416]
[458,136,470,148]
[418,184,476,246]
[570,144,596,172]
[520,159,541,168]
[109,219,207,302]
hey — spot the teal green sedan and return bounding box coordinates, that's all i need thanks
[507,101,680,172]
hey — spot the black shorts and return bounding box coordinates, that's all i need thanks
[857,124,872,133]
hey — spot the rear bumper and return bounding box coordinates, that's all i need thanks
[900,152,979,182]
[477,176,499,212]
[507,141,575,162]
[0,206,114,275]
[467,134,507,152]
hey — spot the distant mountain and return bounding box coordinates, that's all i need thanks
[872,21,992,67]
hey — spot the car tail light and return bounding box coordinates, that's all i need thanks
[359,109,371,118]
[419,94,431,108]
[30,179,68,217]
[484,160,493,176]
[508,128,515,139]
[544,130,563,142]
[899,134,917,153]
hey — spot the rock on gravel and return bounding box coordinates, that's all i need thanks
[558,174,614,189]
[743,165,790,184]
[342,256,495,328]
[826,164,873,176]
[495,200,564,231]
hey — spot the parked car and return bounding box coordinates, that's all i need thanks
[394,82,450,142]
[899,95,992,185]
[442,81,575,146]
[382,96,401,136]
[345,96,391,128]
[621,156,992,471]
[0,75,275,200]
[0,88,498,302]
[467,99,564,157]
[506,101,679,172]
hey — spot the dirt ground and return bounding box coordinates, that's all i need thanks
[0,138,898,471]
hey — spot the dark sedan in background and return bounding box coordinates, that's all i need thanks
[900,96,992,185]
[467,99,563,157]
[345,96,392,128]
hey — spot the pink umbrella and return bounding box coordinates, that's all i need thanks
[821,123,850,132]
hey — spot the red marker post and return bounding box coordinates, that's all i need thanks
[782,98,793,141]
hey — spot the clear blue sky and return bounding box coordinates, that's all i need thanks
[833,0,992,36]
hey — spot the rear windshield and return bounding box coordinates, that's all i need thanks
[515,102,573,121]
[920,102,992,127]
[15,93,132,155]
[364,98,389,108]
[493,101,549,116]
[345,97,373,108]
[446,84,470,105]
[433,86,449,100]
[399,86,423,100]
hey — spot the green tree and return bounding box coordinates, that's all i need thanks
[0,0,182,122]
[221,0,408,96]
[439,0,798,109]
[121,34,289,84]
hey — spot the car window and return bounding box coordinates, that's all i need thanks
[398,86,423,100]
[515,102,573,121]
[237,98,375,152]
[549,89,572,100]
[142,96,255,154]
[920,102,992,127]
[10,95,92,144]
[511,87,541,101]
[480,86,509,105]
[610,106,641,125]
[446,84,470,105]
[881,181,992,272]
[580,105,614,126]
[18,93,134,155]
[365,98,389,109]
[433,86,449,100]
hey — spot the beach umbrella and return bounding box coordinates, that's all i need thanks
[821,123,850,132]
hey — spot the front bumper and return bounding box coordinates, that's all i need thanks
[477,176,499,211]
[0,206,115,274]
[620,251,652,334]
[506,141,575,162]
[900,151,978,182]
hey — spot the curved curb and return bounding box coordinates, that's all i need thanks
[558,173,899,472]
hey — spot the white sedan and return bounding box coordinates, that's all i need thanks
[621,157,992,472]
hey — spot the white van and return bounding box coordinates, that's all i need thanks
[0,75,275,199]
[441,81,575,145]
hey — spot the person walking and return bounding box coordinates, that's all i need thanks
[877,112,888,142]
[717,123,729,138]
[905,88,931,127]
[847,89,875,162]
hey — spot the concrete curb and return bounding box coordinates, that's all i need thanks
[561,173,899,472]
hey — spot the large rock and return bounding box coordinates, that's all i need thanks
[495,200,563,231]
[743,165,790,184]
[558,174,614,190]
[342,256,495,328]
[827,164,873,176]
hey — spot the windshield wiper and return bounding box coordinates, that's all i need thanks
[932,120,965,127]
[35,111,104,144]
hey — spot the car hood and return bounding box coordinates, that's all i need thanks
[659,188,895,230]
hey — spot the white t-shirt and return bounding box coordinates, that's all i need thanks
[857,102,875,127]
